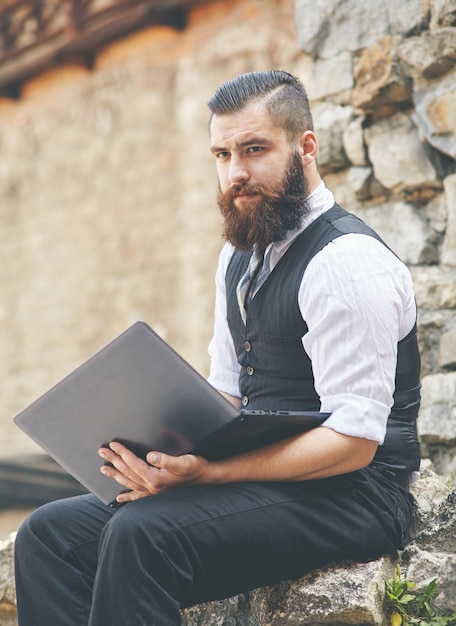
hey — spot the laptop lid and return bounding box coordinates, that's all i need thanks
[13,321,329,505]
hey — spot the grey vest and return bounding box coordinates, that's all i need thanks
[226,204,421,477]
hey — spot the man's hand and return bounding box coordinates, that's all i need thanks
[98,442,209,503]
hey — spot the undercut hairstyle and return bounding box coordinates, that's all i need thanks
[207,70,314,141]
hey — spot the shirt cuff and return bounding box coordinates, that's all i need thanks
[320,393,390,444]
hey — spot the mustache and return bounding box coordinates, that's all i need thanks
[223,182,282,203]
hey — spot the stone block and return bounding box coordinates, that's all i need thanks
[418,372,456,442]
[409,462,452,530]
[399,29,456,81]
[410,266,456,309]
[439,326,456,369]
[183,557,396,626]
[312,102,353,173]
[306,52,354,101]
[353,36,412,118]
[411,487,456,553]
[355,201,431,265]
[347,166,374,201]
[413,71,456,160]
[342,116,368,166]
[365,112,442,198]
[441,174,456,266]
[0,532,16,626]
[430,0,456,30]
[295,0,425,60]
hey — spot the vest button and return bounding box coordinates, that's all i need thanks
[241,395,249,406]
[246,366,254,376]
[244,341,252,352]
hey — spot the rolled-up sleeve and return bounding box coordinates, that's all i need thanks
[300,233,416,443]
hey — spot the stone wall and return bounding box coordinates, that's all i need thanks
[0,0,456,622]
[294,0,456,483]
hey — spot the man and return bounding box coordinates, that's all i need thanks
[14,70,421,626]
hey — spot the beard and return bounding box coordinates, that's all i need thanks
[217,151,310,254]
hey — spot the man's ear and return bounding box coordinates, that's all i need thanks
[299,130,318,165]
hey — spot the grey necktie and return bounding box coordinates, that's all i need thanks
[236,249,264,324]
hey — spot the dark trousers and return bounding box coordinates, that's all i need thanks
[14,468,413,626]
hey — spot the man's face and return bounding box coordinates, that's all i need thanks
[210,102,309,252]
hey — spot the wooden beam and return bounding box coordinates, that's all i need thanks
[0,0,204,95]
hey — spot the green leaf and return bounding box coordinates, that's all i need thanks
[399,594,417,604]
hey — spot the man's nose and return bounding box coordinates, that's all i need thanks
[228,156,249,184]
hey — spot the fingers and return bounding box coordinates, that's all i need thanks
[97,442,208,502]
[98,443,153,490]
[99,444,139,480]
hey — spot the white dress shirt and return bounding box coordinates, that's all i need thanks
[207,182,417,444]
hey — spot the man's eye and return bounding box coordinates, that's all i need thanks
[216,151,230,159]
[247,146,263,153]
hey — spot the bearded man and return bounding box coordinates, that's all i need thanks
[14,70,421,626]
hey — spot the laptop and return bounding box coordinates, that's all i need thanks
[13,321,329,505]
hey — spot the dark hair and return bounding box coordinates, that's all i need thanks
[207,70,313,140]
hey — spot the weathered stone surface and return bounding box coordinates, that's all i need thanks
[432,554,456,613]
[403,547,456,615]
[410,487,456,553]
[422,187,447,236]
[364,112,442,198]
[399,28,456,80]
[311,102,353,173]
[305,52,354,101]
[346,166,374,201]
[411,266,456,309]
[430,0,456,30]
[355,201,432,265]
[0,607,16,626]
[0,533,16,626]
[417,310,456,377]
[0,535,15,605]
[295,0,427,59]
[353,36,412,118]
[182,558,395,626]
[418,372,456,443]
[413,71,456,159]
[439,326,456,369]
[342,116,368,166]
[401,475,456,612]
[441,174,456,266]
[409,461,452,530]
[252,558,394,626]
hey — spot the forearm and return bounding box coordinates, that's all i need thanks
[98,427,378,504]
[198,427,378,485]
